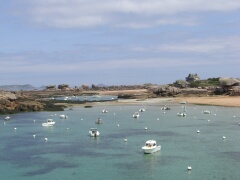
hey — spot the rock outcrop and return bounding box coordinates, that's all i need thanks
[0,90,66,114]
[148,85,180,97]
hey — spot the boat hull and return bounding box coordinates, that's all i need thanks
[142,146,161,154]
[42,123,53,127]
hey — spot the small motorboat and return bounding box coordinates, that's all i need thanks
[142,140,161,154]
[139,108,145,112]
[203,110,211,114]
[42,119,55,127]
[95,118,103,124]
[59,114,68,119]
[177,112,186,117]
[102,109,108,113]
[4,116,11,121]
[161,106,170,110]
[89,128,100,137]
[180,101,187,104]
[133,112,140,118]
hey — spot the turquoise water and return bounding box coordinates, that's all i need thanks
[0,102,240,180]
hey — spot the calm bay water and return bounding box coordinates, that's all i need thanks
[0,101,240,180]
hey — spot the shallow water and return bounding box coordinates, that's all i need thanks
[0,103,240,180]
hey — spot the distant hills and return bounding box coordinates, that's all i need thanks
[0,84,45,91]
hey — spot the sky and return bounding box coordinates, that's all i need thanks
[0,0,239,87]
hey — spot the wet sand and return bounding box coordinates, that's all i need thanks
[174,96,240,107]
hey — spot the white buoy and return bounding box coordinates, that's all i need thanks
[214,114,216,116]
[207,119,210,122]
[233,116,236,118]
[66,128,69,130]
[33,134,36,138]
[197,130,200,133]
[187,166,192,171]
[223,136,226,139]
[145,127,147,130]
[33,120,36,122]
[14,127,17,130]
[44,138,48,141]
[117,124,119,127]
[124,139,127,142]
[157,118,159,120]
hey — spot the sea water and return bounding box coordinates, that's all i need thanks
[0,102,240,180]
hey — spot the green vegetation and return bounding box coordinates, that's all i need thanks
[190,78,220,88]
[207,78,220,86]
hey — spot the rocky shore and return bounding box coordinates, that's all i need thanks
[0,82,239,115]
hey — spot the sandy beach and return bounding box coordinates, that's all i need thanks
[71,95,240,108]
[174,96,240,107]
[96,90,240,107]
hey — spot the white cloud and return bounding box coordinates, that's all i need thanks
[131,36,240,56]
[0,49,237,75]
[11,0,240,28]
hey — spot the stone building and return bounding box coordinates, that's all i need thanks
[186,73,200,82]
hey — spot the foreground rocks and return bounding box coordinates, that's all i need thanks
[0,90,73,114]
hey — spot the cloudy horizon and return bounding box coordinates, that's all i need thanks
[0,0,239,86]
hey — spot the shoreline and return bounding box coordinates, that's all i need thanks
[65,96,240,108]
[173,96,240,107]
[1,89,239,115]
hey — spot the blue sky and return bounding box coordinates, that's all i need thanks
[0,0,239,87]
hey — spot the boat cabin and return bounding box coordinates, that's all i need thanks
[47,119,54,123]
[145,140,156,147]
[90,128,98,133]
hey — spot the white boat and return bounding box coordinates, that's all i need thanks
[102,109,108,113]
[161,106,170,110]
[203,110,211,114]
[89,128,100,137]
[133,112,140,118]
[59,114,68,119]
[42,123,53,127]
[180,101,187,104]
[95,118,103,124]
[42,119,55,127]
[4,116,11,121]
[139,108,145,112]
[177,112,186,117]
[142,140,161,154]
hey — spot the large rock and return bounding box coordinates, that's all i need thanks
[219,77,240,86]
[173,80,190,88]
[229,86,240,96]
[148,85,180,97]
